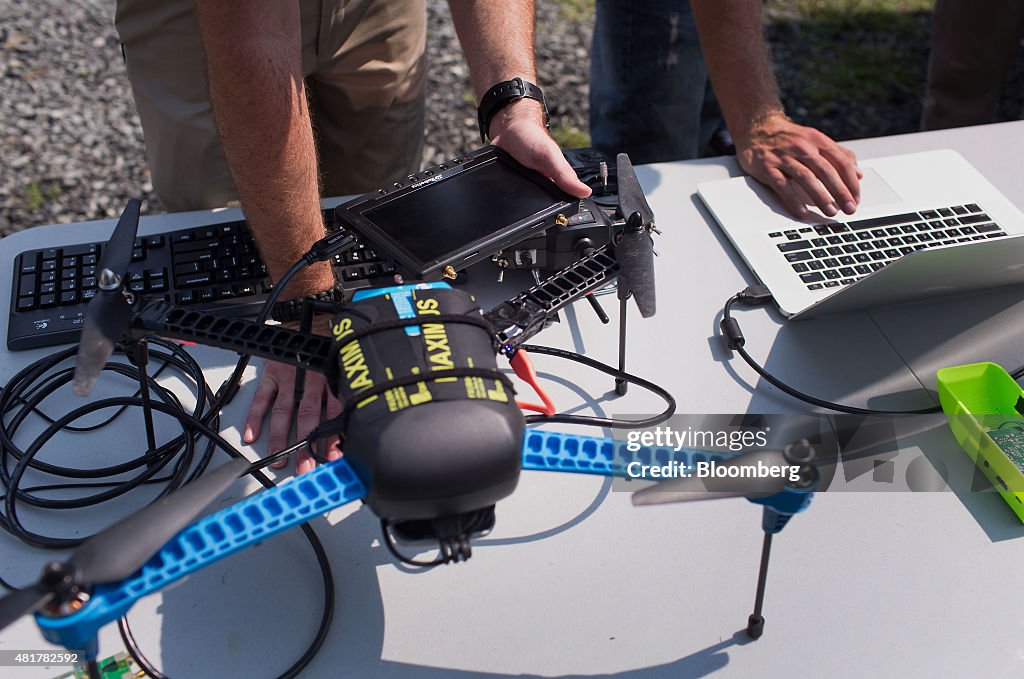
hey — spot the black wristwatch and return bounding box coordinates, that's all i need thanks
[477,77,549,144]
[270,282,346,323]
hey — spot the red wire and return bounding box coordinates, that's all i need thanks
[510,349,556,416]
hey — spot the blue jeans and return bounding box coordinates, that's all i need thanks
[589,0,722,163]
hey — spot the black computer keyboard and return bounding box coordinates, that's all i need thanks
[8,210,395,351]
[772,203,1007,291]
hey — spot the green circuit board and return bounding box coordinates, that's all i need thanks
[988,425,1024,475]
[54,652,140,679]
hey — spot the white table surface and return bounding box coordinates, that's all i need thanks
[2,122,1024,678]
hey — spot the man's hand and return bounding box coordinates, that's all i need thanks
[733,113,862,218]
[489,99,591,199]
[243,361,343,475]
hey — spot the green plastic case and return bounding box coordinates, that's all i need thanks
[937,362,1024,523]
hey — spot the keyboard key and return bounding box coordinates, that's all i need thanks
[768,232,782,238]
[823,258,839,267]
[917,233,933,241]
[870,251,888,260]
[839,267,855,277]
[176,291,195,305]
[830,224,850,233]
[840,278,856,285]
[944,218,959,228]
[146,235,165,248]
[884,249,900,258]
[39,293,57,307]
[901,225,916,233]
[62,243,99,257]
[937,208,953,217]
[857,232,873,241]
[920,210,939,219]
[808,283,823,290]
[827,246,843,256]
[800,272,824,283]
[871,229,887,239]
[824,280,840,288]
[808,260,825,270]
[854,253,871,263]
[855,264,872,275]
[904,235,918,243]
[826,236,842,245]
[838,256,855,265]
[18,274,36,297]
[973,222,1000,233]
[986,232,1005,238]
[811,249,827,258]
[842,244,859,254]
[824,269,841,280]
[951,206,967,215]
[847,212,921,230]
[858,242,874,252]
[870,262,885,271]
[177,272,214,288]
[841,234,858,243]
[81,277,97,289]
[965,203,981,213]
[60,291,78,305]
[887,237,903,247]
[913,222,929,231]
[811,238,827,247]
[960,226,976,235]
[813,225,831,236]
[886,227,902,236]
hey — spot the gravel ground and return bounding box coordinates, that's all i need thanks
[1,1,1021,235]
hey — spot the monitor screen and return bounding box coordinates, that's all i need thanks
[363,159,565,263]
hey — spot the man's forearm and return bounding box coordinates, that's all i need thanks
[195,0,333,299]
[447,1,548,128]
[691,0,784,136]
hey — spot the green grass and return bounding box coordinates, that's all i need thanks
[549,124,590,150]
[24,182,43,211]
[552,0,594,22]
[767,0,931,112]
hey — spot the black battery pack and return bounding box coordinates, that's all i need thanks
[328,284,524,520]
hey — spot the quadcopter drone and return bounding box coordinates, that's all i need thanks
[0,152,830,673]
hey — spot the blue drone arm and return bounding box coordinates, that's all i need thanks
[35,458,366,654]
[521,429,727,478]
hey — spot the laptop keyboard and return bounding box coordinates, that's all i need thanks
[8,210,396,351]
[771,203,1006,291]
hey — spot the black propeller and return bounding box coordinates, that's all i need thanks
[0,456,250,631]
[631,444,817,506]
[72,199,142,396]
[613,153,657,318]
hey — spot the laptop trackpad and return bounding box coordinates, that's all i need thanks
[859,167,902,210]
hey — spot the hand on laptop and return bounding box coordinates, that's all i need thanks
[733,112,862,219]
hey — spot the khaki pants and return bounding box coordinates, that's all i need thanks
[115,0,427,212]
[922,0,1024,130]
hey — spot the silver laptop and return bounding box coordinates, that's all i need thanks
[697,149,1024,318]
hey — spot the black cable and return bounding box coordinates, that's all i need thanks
[720,288,941,415]
[518,344,677,429]
[0,340,220,547]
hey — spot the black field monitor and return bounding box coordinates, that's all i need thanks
[334,146,580,278]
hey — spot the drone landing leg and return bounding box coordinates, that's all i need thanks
[747,530,773,639]
[124,339,157,455]
[616,295,628,395]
